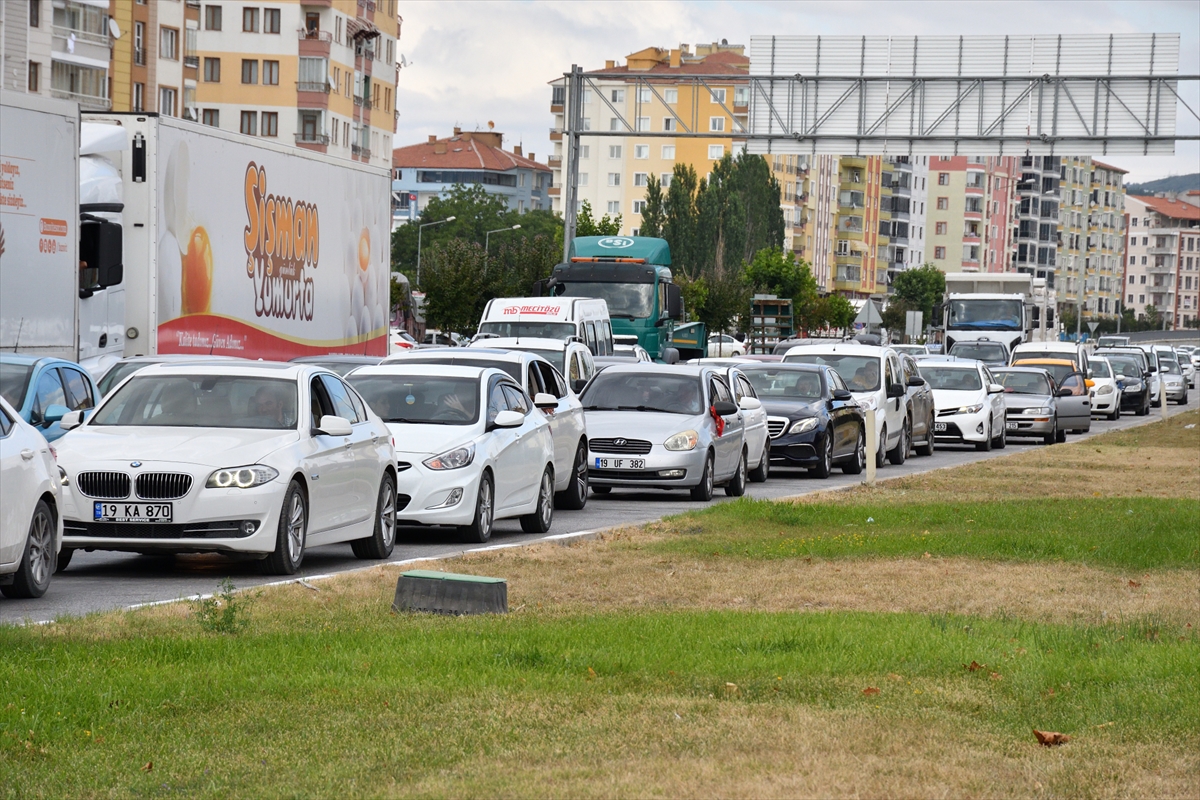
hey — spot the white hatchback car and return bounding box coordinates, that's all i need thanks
[1086,356,1121,420]
[347,364,556,542]
[0,397,62,598]
[55,363,398,575]
[917,360,1008,450]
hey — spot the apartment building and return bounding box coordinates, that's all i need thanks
[887,155,929,279]
[548,42,749,233]
[1058,158,1126,320]
[833,155,890,297]
[108,0,190,115]
[1123,195,1200,328]
[195,0,400,168]
[769,153,839,292]
[926,156,1018,274]
[2,0,111,108]
[391,127,551,228]
[1012,155,1063,287]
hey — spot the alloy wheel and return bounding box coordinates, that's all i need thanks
[478,479,493,539]
[28,509,53,587]
[379,481,396,549]
[539,472,553,528]
[287,492,306,564]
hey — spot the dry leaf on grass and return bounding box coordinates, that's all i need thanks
[989,672,1003,681]
[1128,580,1142,588]
[141,762,153,772]
[1033,729,1072,746]
[964,660,985,672]
[862,686,880,696]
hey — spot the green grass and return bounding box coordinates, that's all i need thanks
[645,497,1200,571]
[1,608,1196,797]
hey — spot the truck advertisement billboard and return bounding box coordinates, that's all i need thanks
[152,122,389,359]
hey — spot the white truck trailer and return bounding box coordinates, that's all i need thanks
[0,91,81,359]
[941,272,1057,353]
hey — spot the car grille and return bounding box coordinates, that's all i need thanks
[135,472,193,500]
[767,417,790,438]
[590,438,652,455]
[76,471,131,500]
[64,520,259,539]
[590,468,685,481]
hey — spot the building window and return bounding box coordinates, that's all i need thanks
[634,145,649,159]
[632,200,646,214]
[261,111,278,137]
[708,144,724,159]
[664,88,678,103]
[937,196,949,210]
[159,87,177,117]
[661,145,675,160]
[202,109,219,127]
[161,28,179,60]
[709,117,726,132]
[1129,275,1135,284]
[607,201,620,214]
[638,88,651,103]
[660,173,672,188]
[734,86,749,105]
[243,7,259,32]
[633,173,648,187]
[663,118,676,132]
[636,116,650,131]
[710,88,726,104]
[608,145,621,158]
[134,21,145,64]
[935,221,947,235]
[204,5,222,30]
[938,172,949,185]
[609,118,622,132]
[27,61,39,92]
[133,82,144,112]
[242,60,258,84]
[607,173,621,187]
[934,246,946,259]
[262,60,279,86]
[29,0,40,26]
[240,111,258,136]
[203,57,221,82]
[1138,294,1144,304]
[1141,256,1147,265]
[579,145,589,158]
[578,173,588,187]
[580,117,591,131]
[610,89,624,103]
[263,8,280,33]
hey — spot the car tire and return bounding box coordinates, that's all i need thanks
[1137,397,1150,416]
[351,472,397,560]
[55,547,74,574]
[992,416,1006,449]
[747,443,770,483]
[887,419,908,465]
[591,486,612,495]
[1056,426,1067,443]
[554,442,589,510]
[1177,392,1188,405]
[690,452,715,502]
[459,471,495,543]
[1,499,55,599]
[262,481,307,576]
[1043,417,1058,445]
[1108,407,1121,421]
[914,411,935,457]
[520,467,555,533]
[842,425,866,475]
[725,450,747,497]
[875,425,887,469]
[810,433,833,479]
[976,419,993,452]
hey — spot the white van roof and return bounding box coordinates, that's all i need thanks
[482,297,608,323]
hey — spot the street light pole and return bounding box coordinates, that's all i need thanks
[415,215,456,287]
[485,224,521,255]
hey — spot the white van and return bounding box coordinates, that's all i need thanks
[477,298,613,356]
[1010,341,1091,376]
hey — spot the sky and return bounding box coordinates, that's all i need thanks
[394,0,1200,185]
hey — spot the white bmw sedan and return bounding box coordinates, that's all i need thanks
[1,396,63,598]
[54,363,398,575]
[347,364,556,543]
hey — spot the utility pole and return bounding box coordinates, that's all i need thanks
[561,65,583,264]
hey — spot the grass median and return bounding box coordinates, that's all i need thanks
[1,411,1197,798]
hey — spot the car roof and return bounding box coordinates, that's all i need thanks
[1013,358,1076,366]
[0,353,62,367]
[784,343,889,357]
[291,355,385,364]
[596,362,707,377]
[919,359,981,369]
[1014,341,1079,350]
[993,365,1052,374]
[737,362,826,372]
[345,364,504,381]
[470,337,572,351]
[133,362,310,378]
[383,348,541,364]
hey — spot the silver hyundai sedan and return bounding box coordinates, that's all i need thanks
[579,364,750,501]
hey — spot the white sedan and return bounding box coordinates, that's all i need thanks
[54,363,398,575]
[918,359,1008,451]
[1,396,62,598]
[347,364,556,542]
[708,334,747,358]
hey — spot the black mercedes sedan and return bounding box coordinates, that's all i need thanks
[739,364,866,478]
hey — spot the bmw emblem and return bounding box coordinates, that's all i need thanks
[130,461,142,468]
[614,438,627,447]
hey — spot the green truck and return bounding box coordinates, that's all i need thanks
[537,236,705,362]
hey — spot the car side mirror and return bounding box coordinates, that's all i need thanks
[987,383,1005,394]
[1084,378,1095,389]
[315,415,353,437]
[492,409,525,428]
[886,383,906,399]
[712,400,738,416]
[831,389,853,401]
[1115,374,1127,382]
[1148,365,1157,373]
[1057,387,1073,397]
[533,392,558,409]
[43,404,71,425]
[737,396,762,411]
[906,376,925,387]
[572,379,588,394]
[58,409,85,431]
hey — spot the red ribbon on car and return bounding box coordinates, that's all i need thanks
[710,404,725,437]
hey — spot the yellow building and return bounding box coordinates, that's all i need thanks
[769,154,840,293]
[1059,157,1127,319]
[833,156,890,297]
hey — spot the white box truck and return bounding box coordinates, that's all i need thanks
[0,91,80,359]
[80,112,391,363]
[941,272,1057,354]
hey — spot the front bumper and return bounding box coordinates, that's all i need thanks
[768,427,824,466]
[1164,380,1187,400]
[932,410,989,444]
[1119,386,1148,410]
[1090,389,1118,414]
[392,455,482,527]
[587,444,704,489]
[1004,411,1055,437]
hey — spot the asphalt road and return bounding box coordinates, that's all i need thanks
[5,395,1196,625]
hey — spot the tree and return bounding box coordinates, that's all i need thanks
[692,151,785,275]
[698,263,752,337]
[419,238,488,335]
[575,200,621,237]
[743,246,822,335]
[663,163,701,278]
[821,294,857,336]
[639,175,665,238]
[891,263,946,323]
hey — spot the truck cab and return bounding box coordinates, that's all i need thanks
[539,236,690,362]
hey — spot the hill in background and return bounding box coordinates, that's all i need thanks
[1126,173,1200,196]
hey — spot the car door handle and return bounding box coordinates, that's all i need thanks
[21,449,35,460]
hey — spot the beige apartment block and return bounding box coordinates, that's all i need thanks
[769,153,839,292]
[1123,195,1200,328]
[2,0,111,108]
[1059,158,1127,320]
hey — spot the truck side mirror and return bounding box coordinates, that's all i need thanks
[80,218,123,289]
[666,283,683,320]
[532,279,548,297]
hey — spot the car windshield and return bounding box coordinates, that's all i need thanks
[555,281,653,319]
[1015,362,1075,385]
[743,368,824,400]
[893,345,927,355]
[919,367,983,391]
[0,362,34,407]
[98,362,153,396]
[348,375,479,425]
[402,358,521,382]
[580,372,702,414]
[1013,350,1077,367]
[1162,360,1182,375]
[993,370,1051,395]
[91,375,298,429]
[1107,356,1142,378]
[1090,359,1112,378]
[1097,336,1129,347]
[948,342,1008,362]
[947,298,1023,330]
[784,353,880,392]
[477,321,578,341]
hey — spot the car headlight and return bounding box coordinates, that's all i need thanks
[857,396,877,411]
[206,465,279,489]
[788,418,819,435]
[1025,407,1053,415]
[1124,381,1143,391]
[423,443,476,471]
[956,403,984,415]
[664,430,699,451]
[1096,384,1115,395]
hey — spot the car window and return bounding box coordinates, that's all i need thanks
[320,375,360,422]
[709,377,733,405]
[346,382,369,421]
[580,372,703,415]
[92,375,298,429]
[785,354,880,392]
[1091,359,1112,379]
[311,377,335,428]
[0,362,34,408]
[501,383,530,414]
[579,349,595,379]
[31,369,67,423]
[993,370,1051,395]
[598,320,613,356]
[827,369,846,392]
[737,374,757,400]
[919,367,983,391]
[1060,373,1085,393]
[526,363,546,396]
[0,405,12,437]
[486,380,508,425]
[536,362,565,398]
[60,368,95,411]
[584,321,597,353]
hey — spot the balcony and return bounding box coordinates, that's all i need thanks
[295,132,330,145]
[358,0,376,12]
[50,89,110,111]
[1147,245,1177,256]
[548,186,561,196]
[547,155,562,167]
[184,55,199,69]
[550,103,564,113]
[298,29,333,42]
[297,81,331,94]
[53,25,106,46]
[351,144,371,159]
[550,130,563,141]
[1146,261,1175,274]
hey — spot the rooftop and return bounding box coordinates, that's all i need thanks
[1090,159,1129,174]
[1131,195,1200,222]
[581,42,749,78]
[393,128,550,173]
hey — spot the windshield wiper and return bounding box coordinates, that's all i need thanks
[609,313,638,320]
[613,405,682,413]
[386,418,454,425]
